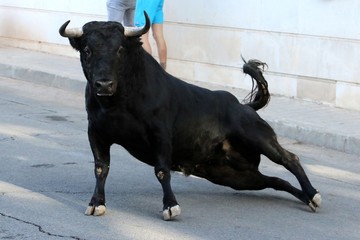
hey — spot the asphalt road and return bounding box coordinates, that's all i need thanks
[1,76,359,240]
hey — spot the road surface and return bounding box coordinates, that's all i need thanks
[0,77,359,240]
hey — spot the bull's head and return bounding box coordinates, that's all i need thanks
[59,12,150,97]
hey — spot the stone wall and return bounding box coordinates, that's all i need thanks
[1,0,359,110]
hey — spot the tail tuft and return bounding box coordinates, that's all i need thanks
[242,58,270,111]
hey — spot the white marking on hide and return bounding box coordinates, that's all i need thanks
[222,139,231,152]
[96,167,102,176]
[157,171,165,180]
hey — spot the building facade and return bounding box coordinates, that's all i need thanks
[1,0,359,111]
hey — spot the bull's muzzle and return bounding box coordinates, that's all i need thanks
[94,80,117,96]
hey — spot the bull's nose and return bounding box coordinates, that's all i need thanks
[95,80,113,89]
[94,80,115,96]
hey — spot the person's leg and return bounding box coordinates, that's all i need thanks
[123,0,136,26]
[151,24,167,69]
[151,0,167,69]
[106,0,125,22]
[134,0,151,54]
[140,32,152,55]
[124,9,135,26]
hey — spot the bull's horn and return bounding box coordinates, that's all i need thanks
[124,11,150,37]
[59,20,83,38]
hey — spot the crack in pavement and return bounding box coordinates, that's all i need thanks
[0,212,86,240]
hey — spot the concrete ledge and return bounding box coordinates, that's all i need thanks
[268,120,360,155]
[0,63,86,93]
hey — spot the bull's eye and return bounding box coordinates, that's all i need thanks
[117,46,125,57]
[83,46,92,59]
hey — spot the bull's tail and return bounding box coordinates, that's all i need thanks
[242,58,270,111]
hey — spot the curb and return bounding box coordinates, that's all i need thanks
[268,120,360,156]
[0,63,86,93]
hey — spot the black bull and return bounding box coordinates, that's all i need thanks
[59,12,321,220]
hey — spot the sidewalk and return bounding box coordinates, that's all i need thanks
[1,45,359,156]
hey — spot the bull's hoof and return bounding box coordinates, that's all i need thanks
[309,193,322,212]
[163,205,181,221]
[85,205,106,216]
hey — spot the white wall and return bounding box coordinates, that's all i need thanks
[1,0,359,110]
[164,0,360,111]
[0,0,107,55]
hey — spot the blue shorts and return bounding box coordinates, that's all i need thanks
[134,0,164,26]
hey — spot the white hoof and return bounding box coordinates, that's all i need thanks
[85,205,95,215]
[84,205,106,216]
[312,193,322,208]
[163,205,181,221]
[309,202,317,212]
[94,205,106,216]
[309,193,322,212]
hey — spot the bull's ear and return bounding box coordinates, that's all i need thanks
[69,37,82,51]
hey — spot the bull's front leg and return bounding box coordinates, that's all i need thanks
[155,164,181,220]
[153,134,181,220]
[85,128,111,216]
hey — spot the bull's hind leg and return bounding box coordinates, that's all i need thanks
[261,141,321,211]
[195,164,310,206]
[228,114,321,211]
